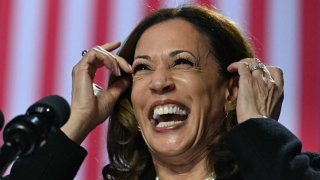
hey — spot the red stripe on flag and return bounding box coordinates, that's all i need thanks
[197,0,214,8]
[248,0,267,62]
[299,0,320,151]
[92,0,110,86]
[39,0,62,97]
[85,0,112,179]
[145,0,160,15]
[0,0,14,142]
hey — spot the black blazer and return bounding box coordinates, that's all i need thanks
[6,118,320,180]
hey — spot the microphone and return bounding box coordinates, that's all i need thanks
[0,95,70,175]
[0,111,4,131]
[3,95,70,155]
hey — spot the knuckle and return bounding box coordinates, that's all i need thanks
[87,49,96,57]
[277,68,284,77]
[72,63,88,76]
[267,81,276,89]
[72,65,79,76]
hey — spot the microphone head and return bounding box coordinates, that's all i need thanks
[0,110,4,130]
[27,95,70,128]
[3,95,70,156]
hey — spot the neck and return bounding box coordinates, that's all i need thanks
[152,152,214,180]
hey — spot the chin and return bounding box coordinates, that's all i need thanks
[144,128,198,157]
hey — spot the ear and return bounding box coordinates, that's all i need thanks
[224,76,238,112]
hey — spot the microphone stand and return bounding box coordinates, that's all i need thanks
[0,140,23,176]
[0,115,42,177]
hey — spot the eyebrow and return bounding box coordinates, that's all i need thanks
[134,55,150,60]
[134,50,196,60]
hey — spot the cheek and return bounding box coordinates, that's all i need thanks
[131,87,141,112]
[186,74,225,117]
[130,95,144,127]
[131,77,149,114]
[177,73,219,96]
[205,85,226,126]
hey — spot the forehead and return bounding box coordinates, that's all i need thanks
[135,18,211,55]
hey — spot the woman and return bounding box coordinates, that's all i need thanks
[8,5,319,180]
[100,5,283,179]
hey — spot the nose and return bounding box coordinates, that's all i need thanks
[149,67,175,94]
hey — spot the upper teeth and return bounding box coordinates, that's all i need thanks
[152,105,187,119]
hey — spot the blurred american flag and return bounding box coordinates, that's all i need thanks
[0,0,319,179]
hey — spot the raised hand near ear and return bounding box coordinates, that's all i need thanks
[227,58,284,124]
[61,42,132,144]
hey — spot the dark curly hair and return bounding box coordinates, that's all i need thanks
[103,4,254,180]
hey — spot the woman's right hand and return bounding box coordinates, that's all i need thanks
[61,42,132,144]
[227,58,284,124]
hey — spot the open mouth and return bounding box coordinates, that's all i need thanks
[149,104,189,128]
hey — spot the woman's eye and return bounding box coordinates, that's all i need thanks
[132,64,150,74]
[173,58,194,67]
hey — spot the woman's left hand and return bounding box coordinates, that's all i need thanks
[227,58,284,123]
[61,42,132,144]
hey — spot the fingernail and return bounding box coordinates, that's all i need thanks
[127,63,132,71]
[117,66,121,76]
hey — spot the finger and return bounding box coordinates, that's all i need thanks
[94,46,131,74]
[227,61,242,73]
[81,50,118,77]
[227,61,251,78]
[98,77,131,109]
[242,58,271,82]
[93,46,115,58]
[114,55,133,73]
[81,41,121,58]
[87,41,121,69]
[271,94,284,120]
[250,64,265,78]
[100,41,121,52]
[92,47,122,76]
[228,58,256,75]
[267,66,284,87]
[95,43,132,74]
[247,58,266,78]
[81,43,122,77]
[262,68,273,82]
[107,76,131,98]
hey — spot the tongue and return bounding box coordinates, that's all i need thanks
[157,114,187,122]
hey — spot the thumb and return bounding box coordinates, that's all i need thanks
[99,76,131,107]
[108,76,131,99]
[95,76,131,121]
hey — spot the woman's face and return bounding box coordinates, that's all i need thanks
[131,19,227,160]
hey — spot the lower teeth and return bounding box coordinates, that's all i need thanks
[156,121,183,128]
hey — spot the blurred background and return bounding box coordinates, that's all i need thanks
[0,0,319,179]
